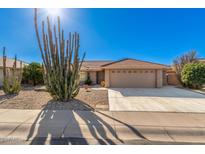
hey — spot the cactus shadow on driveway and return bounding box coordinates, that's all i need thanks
[26,100,146,145]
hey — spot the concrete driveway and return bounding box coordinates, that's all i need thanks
[108,86,205,112]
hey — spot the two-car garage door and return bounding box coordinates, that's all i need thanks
[110,69,156,88]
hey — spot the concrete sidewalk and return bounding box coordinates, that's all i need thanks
[0,109,205,144]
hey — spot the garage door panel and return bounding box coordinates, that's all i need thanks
[110,69,156,88]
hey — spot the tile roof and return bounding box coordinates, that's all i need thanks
[102,58,170,69]
[81,61,113,71]
[81,58,170,71]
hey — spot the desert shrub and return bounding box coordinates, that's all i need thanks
[3,77,21,95]
[22,62,44,86]
[2,47,22,95]
[181,62,205,89]
[84,74,92,85]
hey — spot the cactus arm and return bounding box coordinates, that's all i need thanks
[34,9,46,65]
[3,47,6,80]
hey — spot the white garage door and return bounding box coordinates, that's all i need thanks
[110,69,156,88]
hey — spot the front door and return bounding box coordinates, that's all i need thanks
[97,71,105,84]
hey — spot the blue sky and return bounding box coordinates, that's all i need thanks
[0,8,205,64]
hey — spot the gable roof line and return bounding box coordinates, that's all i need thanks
[101,58,170,67]
[83,60,113,62]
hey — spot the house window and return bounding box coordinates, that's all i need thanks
[123,70,126,73]
[117,70,120,73]
[112,70,115,73]
[145,70,148,73]
[128,70,132,73]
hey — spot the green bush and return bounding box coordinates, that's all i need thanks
[22,62,44,86]
[84,74,92,85]
[181,62,205,89]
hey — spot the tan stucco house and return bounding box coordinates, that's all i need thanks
[80,58,170,88]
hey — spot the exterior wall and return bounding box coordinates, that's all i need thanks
[105,69,110,87]
[167,72,180,85]
[162,70,167,86]
[156,70,163,88]
[89,71,97,84]
[84,68,165,88]
[79,71,87,82]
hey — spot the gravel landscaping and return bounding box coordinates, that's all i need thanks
[0,88,109,111]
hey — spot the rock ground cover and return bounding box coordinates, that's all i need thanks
[0,88,109,111]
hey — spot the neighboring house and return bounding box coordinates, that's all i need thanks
[80,58,170,88]
[0,57,28,86]
[198,58,205,63]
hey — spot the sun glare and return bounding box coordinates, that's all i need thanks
[46,8,62,17]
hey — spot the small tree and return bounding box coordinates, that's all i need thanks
[181,62,205,89]
[2,47,22,95]
[173,50,198,84]
[22,62,44,86]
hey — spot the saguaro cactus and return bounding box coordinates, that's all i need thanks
[34,9,85,101]
[2,47,22,94]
